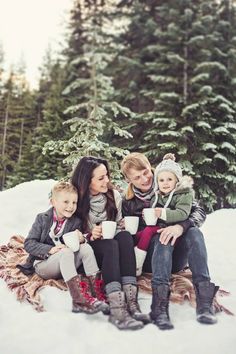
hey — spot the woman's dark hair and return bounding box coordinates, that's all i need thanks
[71,156,117,232]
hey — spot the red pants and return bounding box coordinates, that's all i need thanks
[134,226,160,251]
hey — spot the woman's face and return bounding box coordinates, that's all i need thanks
[89,164,109,195]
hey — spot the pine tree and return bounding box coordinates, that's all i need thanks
[112,0,158,150]
[2,67,37,189]
[117,0,236,210]
[178,0,236,210]
[34,60,70,180]
[44,0,133,183]
[8,54,70,186]
[112,0,236,210]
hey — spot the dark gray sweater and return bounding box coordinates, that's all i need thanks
[18,208,82,275]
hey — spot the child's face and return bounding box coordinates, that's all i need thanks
[51,191,78,219]
[157,171,177,195]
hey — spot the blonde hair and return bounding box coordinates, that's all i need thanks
[51,181,78,198]
[121,152,152,177]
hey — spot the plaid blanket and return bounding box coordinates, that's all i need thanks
[0,235,233,315]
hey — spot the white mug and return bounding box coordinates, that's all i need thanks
[124,216,139,235]
[102,221,117,239]
[143,208,157,226]
[63,231,80,252]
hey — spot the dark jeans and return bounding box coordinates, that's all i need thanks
[89,231,136,285]
[142,227,210,286]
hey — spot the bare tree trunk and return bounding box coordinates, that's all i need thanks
[183,44,188,105]
[36,110,41,127]
[227,0,232,74]
[18,119,24,163]
[1,165,6,190]
[1,93,10,189]
[1,93,10,157]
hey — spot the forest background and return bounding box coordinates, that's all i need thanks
[0,0,236,212]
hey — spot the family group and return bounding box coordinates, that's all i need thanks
[19,152,219,330]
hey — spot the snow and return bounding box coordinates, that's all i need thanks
[0,180,235,354]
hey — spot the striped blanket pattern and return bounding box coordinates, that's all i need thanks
[0,235,233,315]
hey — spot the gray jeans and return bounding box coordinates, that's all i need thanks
[35,244,99,282]
[151,227,210,287]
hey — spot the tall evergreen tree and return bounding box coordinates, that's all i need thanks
[45,0,133,182]
[178,0,236,210]
[113,0,158,150]
[33,60,70,180]
[8,54,69,186]
[115,0,236,210]
[2,68,37,189]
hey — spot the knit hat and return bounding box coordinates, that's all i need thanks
[154,153,182,182]
[151,153,182,207]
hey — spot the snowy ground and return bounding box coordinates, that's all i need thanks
[0,180,235,354]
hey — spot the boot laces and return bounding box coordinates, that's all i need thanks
[129,299,141,313]
[94,279,107,302]
[199,301,214,314]
[197,292,214,313]
[126,286,141,313]
[154,299,170,317]
[80,281,98,305]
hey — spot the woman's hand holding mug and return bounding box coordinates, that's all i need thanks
[91,224,102,240]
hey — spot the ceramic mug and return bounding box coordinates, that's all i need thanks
[124,216,139,234]
[63,231,80,252]
[102,221,117,239]
[143,208,158,226]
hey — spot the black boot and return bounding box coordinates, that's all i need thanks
[194,281,219,325]
[150,284,174,330]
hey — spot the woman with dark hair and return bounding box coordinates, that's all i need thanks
[71,156,149,330]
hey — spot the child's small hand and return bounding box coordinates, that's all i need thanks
[49,244,66,254]
[75,229,85,243]
[154,208,162,219]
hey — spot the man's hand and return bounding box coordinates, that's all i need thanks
[159,224,184,246]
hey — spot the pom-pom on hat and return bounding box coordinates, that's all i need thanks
[154,153,182,182]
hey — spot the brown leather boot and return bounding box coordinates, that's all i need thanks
[107,291,144,330]
[123,284,150,324]
[87,273,110,315]
[66,275,101,314]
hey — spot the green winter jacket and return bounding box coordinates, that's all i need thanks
[154,176,194,224]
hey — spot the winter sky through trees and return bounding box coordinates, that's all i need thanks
[0,0,72,88]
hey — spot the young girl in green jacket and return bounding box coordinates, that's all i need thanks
[134,153,194,276]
